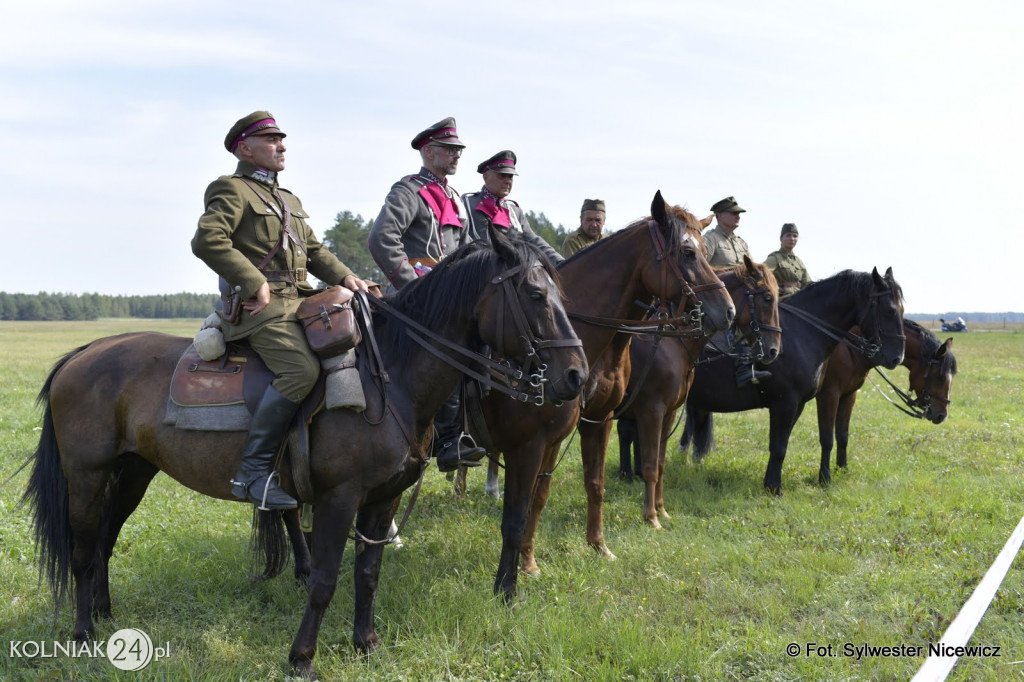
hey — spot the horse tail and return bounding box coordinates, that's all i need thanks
[688,403,716,463]
[679,407,694,452]
[22,347,87,611]
[251,509,289,581]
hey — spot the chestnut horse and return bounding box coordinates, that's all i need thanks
[447,193,734,589]
[23,234,587,678]
[616,257,782,525]
[815,318,956,483]
[679,268,906,494]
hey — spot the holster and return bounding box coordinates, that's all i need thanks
[219,277,242,324]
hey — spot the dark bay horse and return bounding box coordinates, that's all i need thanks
[23,234,587,678]
[679,268,906,494]
[455,192,734,592]
[616,258,782,526]
[815,319,956,483]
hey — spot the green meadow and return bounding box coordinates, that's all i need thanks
[1,320,1021,681]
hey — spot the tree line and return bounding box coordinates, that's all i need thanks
[2,209,570,320]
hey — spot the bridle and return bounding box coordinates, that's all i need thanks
[779,281,905,360]
[870,346,950,419]
[705,274,782,361]
[363,263,582,407]
[568,220,726,339]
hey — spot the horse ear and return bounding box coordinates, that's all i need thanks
[699,214,714,229]
[884,266,895,280]
[489,222,516,264]
[871,267,885,288]
[651,190,669,226]
[941,338,953,352]
[742,253,757,275]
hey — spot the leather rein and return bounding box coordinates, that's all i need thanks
[567,220,725,339]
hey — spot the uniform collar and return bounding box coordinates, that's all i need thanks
[419,167,448,187]
[481,187,505,205]
[236,161,278,187]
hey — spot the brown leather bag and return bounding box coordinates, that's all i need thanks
[296,286,361,358]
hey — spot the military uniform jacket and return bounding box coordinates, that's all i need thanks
[702,224,751,267]
[462,191,563,265]
[561,226,602,258]
[764,249,811,298]
[191,161,354,341]
[368,168,469,290]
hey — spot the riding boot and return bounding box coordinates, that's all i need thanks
[231,385,300,510]
[433,388,485,472]
[733,342,771,387]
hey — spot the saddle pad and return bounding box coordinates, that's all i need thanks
[170,344,250,407]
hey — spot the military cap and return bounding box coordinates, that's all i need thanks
[710,196,746,214]
[225,111,286,153]
[581,198,606,213]
[411,117,465,150]
[477,150,518,175]
[780,222,799,237]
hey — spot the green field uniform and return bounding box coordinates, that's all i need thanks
[702,224,750,267]
[561,227,602,258]
[764,249,811,298]
[192,161,354,401]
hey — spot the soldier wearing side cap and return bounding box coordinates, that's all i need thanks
[192,111,370,510]
[367,117,484,472]
[702,195,771,387]
[764,223,811,298]
[561,199,606,258]
[462,150,563,265]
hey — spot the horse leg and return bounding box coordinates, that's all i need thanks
[763,405,802,495]
[835,391,858,470]
[93,455,158,619]
[282,509,311,583]
[66,468,113,642]
[815,391,839,486]
[688,404,715,464]
[579,419,616,559]
[617,417,638,481]
[288,491,357,678]
[351,496,401,652]
[493,442,545,601]
[485,455,501,499]
[636,411,664,528]
[453,465,468,497]
[655,407,678,520]
[520,443,558,576]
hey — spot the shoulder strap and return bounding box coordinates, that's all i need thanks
[240,178,307,265]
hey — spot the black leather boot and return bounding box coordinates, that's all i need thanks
[433,389,485,472]
[231,385,300,510]
[733,342,771,387]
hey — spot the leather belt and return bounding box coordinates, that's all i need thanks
[265,268,307,283]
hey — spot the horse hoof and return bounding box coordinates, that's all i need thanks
[646,517,663,530]
[521,558,540,576]
[595,544,617,561]
[288,663,318,681]
[659,510,671,520]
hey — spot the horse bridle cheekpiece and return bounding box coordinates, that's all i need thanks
[728,274,782,361]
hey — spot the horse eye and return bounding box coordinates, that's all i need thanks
[529,291,544,302]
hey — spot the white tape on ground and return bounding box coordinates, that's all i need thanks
[912,514,1024,682]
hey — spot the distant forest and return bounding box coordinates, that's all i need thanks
[0,292,219,321]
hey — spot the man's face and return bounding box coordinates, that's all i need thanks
[482,170,514,198]
[423,143,462,177]
[581,210,605,238]
[717,211,741,231]
[240,134,286,172]
[781,232,798,250]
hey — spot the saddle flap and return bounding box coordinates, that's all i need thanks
[170,344,269,407]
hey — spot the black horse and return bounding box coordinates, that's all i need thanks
[679,268,905,493]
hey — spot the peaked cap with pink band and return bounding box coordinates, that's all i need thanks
[225,111,286,153]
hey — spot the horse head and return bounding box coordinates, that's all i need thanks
[906,323,956,424]
[728,255,783,365]
[647,191,735,334]
[473,226,588,404]
[862,266,906,369]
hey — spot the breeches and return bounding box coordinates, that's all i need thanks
[245,319,319,403]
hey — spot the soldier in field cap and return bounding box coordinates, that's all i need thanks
[462,150,562,264]
[367,116,484,472]
[561,198,606,257]
[192,110,370,510]
[764,223,811,298]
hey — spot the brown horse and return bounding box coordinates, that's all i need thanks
[616,257,782,526]
[815,318,956,483]
[452,192,734,594]
[23,234,587,678]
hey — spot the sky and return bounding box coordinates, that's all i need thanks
[2,0,1022,314]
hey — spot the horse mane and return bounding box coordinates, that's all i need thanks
[906,319,958,376]
[787,269,874,304]
[559,201,702,267]
[378,234,555,359]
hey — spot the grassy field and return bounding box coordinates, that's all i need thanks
[1,320,1022,681]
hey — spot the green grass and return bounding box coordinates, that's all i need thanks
[1,321,1022,681]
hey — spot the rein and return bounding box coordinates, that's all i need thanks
[567,220,723,338]
[867,367,930,418]
[778,281,903,359]
[704,278,781,361]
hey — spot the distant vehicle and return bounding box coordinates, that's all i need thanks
[940,316,968,332]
